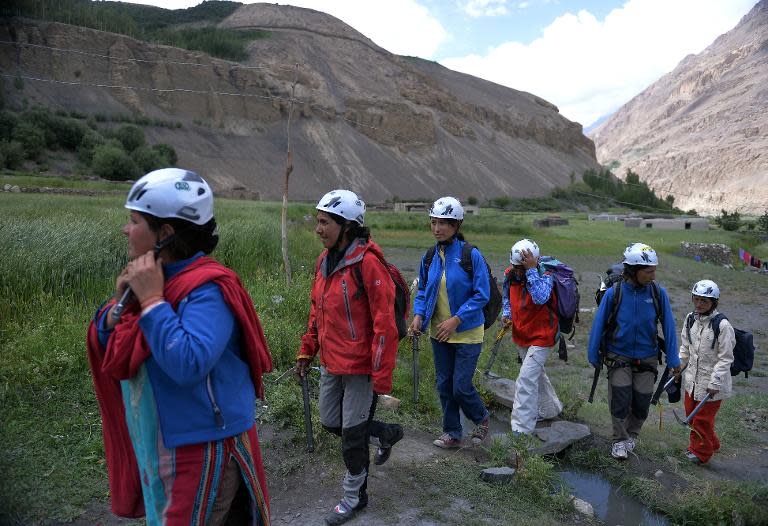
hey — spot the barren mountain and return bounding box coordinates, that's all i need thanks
[0,3,598,201]
[590,0,768,215]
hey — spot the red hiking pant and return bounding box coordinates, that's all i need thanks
[684,390,723,463]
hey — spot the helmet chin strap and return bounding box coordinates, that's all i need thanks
[331,222,352,251]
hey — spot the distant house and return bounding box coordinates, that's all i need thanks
[588,213,630,221]
[533,216,570,227]
[624,217,709,230]
[393,202,479,215]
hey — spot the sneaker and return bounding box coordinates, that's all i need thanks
[470,417,490,446]
[433,433,462,449]
[625,437,636,454]
[611,441,628,460]
[685,450,703,464]
[325,501,357,525]
[374,425,404,466]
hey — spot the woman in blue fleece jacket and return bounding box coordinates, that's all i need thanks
[410,197,491,449]
[588,243,680,460]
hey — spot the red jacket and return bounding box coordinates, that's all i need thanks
[506,270,559,348]
[298,238,398,394]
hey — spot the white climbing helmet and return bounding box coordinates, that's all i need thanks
[510,238,540,265]
[125,168,214,225]
[691,279,720,299]
[316,189,366,225]
[622,242,659,266]
[429,196,464,220]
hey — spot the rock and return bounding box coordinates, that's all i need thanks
[3,184,10,191]
[534,428,550,442]
[654,469,664,478]
[480,467,516,483]
[10,185,21,193]
[482,377,516,409]
[531,421,590,455]
[571,497,594,517]
[377,394,401,410]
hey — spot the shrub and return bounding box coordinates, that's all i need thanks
[758,210,768,235]
[91,144,139,181]
[715,209,742,232]
[152,143,178,166]
[77,130,105,164]
[114,124,145,152]
[51,117,88,150]
[0,140,25,169]
[467,196,478,205]
[132,145,164,173]
[12,121,46,160]
[0,110,19,141]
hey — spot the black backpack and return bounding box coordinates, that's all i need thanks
[685,313,755,377]
[599,278,665,355]
[423,242,502,330]
[351,255,411,341]
[594,263,624,307]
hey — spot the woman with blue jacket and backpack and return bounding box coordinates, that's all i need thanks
[588,242,680,460]
[410,197,491,449]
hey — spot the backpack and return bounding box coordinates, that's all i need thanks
[594,263,624,307]
[423,242,502,330]
[538,256,580,337]
[685,313,755,377]
[352,255,411,341]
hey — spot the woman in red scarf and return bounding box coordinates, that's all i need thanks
[87,168,272,525]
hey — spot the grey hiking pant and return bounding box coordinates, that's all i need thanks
[607,352,658,443]
[318,367,375,509]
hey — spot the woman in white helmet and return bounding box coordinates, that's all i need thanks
[86,168,272,524]
[679,279,735,464]
[587,242,680,460]
[410,196,492,449]
[296,189,402,525]
[501,238,563,435]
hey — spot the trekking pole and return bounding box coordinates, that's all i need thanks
[673,391,711,444]
[112,235,176,321]
[412,334,419,404]
[483,324,510,376]
[301,373,314,453]
[588,355,603,403]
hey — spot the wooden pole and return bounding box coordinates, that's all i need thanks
[280,63,299,286]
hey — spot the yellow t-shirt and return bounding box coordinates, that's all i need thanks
[429,248,485,344]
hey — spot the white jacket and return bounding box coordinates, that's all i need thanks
[679,310,735,402]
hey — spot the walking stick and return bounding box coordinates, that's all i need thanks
[301,373,314,452]
[673,392,712,445]
[412,334,420,404]
[483,324,510,376]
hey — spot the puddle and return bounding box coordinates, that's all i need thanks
[559,470,669,526]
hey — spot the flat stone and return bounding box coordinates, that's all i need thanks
[377,394,401,410]
[480,467,516,483]
[534,428,550,441]
[571,496,594,517]
[654,469,664,478]
[531,421,591,455]
[482,377,516,409]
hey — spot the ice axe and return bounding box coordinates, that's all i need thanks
[673,392,712,444]
[301,373,314,453]
[483,324,510,376]
[411,333,420,404]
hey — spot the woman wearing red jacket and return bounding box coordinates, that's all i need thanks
[296,189,403,526]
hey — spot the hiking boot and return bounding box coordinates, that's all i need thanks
[325,501,357,525]
[471,416,490,446]
[611,440,628,460]
[685,450,703,465]
[625,437,636,454]
[374,424,404,466]
[355,490,368,511]
[433,433,462,449]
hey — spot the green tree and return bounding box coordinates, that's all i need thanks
[132,145,164,173]
[757,210,768,235]
[77,130,105,164]
[715,209,742,232]
[0,110,18,141]
[12,121,45,160]
[114,124,145,152]
[0,140,25,169]
[91,144,139,181]
[151,143,177,165]
[467,196,478,205]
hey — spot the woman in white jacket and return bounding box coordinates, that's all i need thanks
[679,279,735,464]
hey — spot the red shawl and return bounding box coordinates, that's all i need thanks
[86,256,273,518]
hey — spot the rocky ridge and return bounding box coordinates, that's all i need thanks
[590,0,768,215]
[0,2,598,201]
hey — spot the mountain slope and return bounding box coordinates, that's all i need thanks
[590,0,768,215]
[0,3,598,201]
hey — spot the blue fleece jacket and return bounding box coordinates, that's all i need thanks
[587,281,680,368]
[413,238,490,333]
[97,253,255,448]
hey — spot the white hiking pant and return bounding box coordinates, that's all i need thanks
[511,343,563,434]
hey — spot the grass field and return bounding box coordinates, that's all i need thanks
[1,192,766,524]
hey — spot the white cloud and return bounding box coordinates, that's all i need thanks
[440,0,756,126]
[462,0,510,17]
[273,0,448,58]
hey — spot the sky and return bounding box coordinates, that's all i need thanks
[119,0,757,127]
